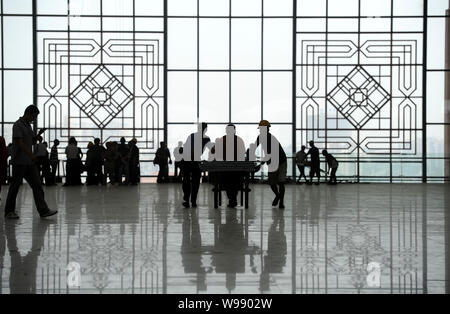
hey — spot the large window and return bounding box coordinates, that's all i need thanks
[0,0,449,181]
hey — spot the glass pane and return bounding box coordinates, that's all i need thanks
[3,17,32,68]
[231,18,261,70]
[3,0,32,14]
[199,18,229,70]
[168,18,197,69]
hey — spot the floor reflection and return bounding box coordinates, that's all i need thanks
[0,184,448,293]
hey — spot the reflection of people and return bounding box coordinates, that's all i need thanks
[214,124,246,208]
[307,141,320,185]
[260,210,287,292]
[181,123,211,208]
[181,209,207,291]
[4,105,57,219]
[155,142,172,183]
[5,219,51,293]
[212,209,247,293]
[251,120,287,209]
[322,150,339,185]
[295,145,309,184]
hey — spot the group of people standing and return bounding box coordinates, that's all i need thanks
[62,136,140,186]
[295,141,339,185]
[167,120,288,210]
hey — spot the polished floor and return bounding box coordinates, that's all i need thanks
[0,182,449,294]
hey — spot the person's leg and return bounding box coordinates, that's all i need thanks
[190,163,201,205]
[278,183,285,207]
[331,167,337,183]
[163,163,169,182]
[23,165,50,215]
[4,165,26,215]
[182,163,192,205]
[270,183,280,206]
[157,165,163,183]
[124,161,130,184]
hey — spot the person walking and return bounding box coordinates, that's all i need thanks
[3,105,57,219]
[251,120,287,209]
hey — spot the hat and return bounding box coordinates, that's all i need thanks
[258,120,271,128]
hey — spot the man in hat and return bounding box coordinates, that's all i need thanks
[250,120,287,209]
[4,105,57,219]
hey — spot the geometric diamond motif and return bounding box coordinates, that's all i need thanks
[327,66,390,129]
[70,65,133,128]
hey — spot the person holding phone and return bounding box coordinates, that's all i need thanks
[3,105,57,219]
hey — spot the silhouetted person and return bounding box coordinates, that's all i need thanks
[86,138,105,186]
[251,120,287,209]
[117,137,130,185]
[49,139,59,185]
[295,145,309,184]
[181,123,211,208]
[3,105,57,219]
[129,138,140,185]
[322,150,339,185]
[155,141,172,183]
[214,124,246,208]
[307,140,320,185]
[35,137,50,185]
[0,136,7,192]
[173,141,184,180]
[104,142,118,185]
[64,137,83,186]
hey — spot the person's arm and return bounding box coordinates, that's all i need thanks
[167,148,172,164]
